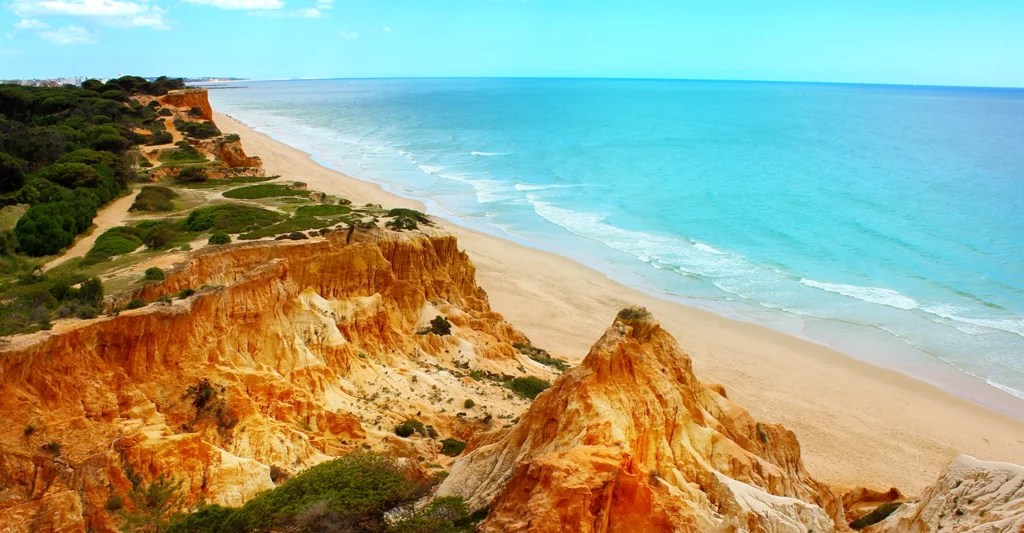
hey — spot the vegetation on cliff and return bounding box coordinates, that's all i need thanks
[164,453,482,533]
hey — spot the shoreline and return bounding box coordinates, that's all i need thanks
[214,110,1024,494]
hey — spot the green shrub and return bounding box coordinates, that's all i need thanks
[90,226,144,257]
[146,131,173,145]
[138,159,153,168]
[515,343,569,372]
[236,215,336,240]
[158,142,205,164]
[141,222,176,249]
[222,183,309,200]
[182,204,284,233]
[173,166,207,183]
[177,288,196,299]
[126,298,145,309]
[143,267,165,281]
[208,232,230,245]
[395,423,415,438]
[850,502,902,530]
[41,441,60,455]
[105,494,123,512]
[440,439,467,457]
[430,315,452,336]
[130,185,178,212]
[464,399,475,409]
[509,376,551,400]
[0,153,26,193]
[384,208,431,231]
[295,204,351,217]
[187,106,204,118]
[174,120,221,139]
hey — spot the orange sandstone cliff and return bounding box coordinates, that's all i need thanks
[158,89,214,122]
[438,307,847,532]
[0,229,556,532]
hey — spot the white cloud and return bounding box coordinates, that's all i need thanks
[184,0,283,9]
[382,25,392,33]
[9,0,170,30]
[40,25,96,44]
[338,30,358,39]
[250,7,323,18]
[11,0,148,18]
[315,0,331,9]
[14,18,50,30]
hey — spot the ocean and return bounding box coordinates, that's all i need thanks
[208,78,1024,411]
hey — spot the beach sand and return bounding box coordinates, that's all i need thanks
[216,111,1024,495]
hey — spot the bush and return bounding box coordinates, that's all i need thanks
[130,185,178,212]
[91,226,143,257]
[159,142,205,164]
[0,153,26,193]
[430,315,452,336]
[440,439,467,457]
[182,204,284,233]
[510,376,551,400]
[35,163,100,189]
[295,204,351,217]
[174,120,220,139]
[126,298,145,309]
[41,441,60,455]
[187,106,204,118]
[515,343,570,372]
[105,494,124,512]
[385,208,431,231]
[208,232,230,245]
[147,130,173,145]
[177,288,196,299]
[850,502,902,530]
[222,184,310,200]
[141,222,176,249]
[144,267,165,281]
[464,399,475,409]
[173,166,207,183]
[78,277,103,307]
[395,423,415,438]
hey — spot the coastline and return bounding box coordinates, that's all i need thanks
[215,110,1024,495]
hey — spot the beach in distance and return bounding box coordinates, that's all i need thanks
[212,99,1024,496]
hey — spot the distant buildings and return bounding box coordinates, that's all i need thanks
[0,77,93,87]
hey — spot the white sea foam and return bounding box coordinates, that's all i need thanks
[986,379,1024,400]
[799,279,919,310]
[418,164,444,175]
[922,305,1024,338]
[471,151,504,156]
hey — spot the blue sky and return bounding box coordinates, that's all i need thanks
[2,0,1023,87]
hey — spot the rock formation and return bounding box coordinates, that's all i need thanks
[0,229,557,532]
[438,307,847,533]
[159,89,214,122]
[867,455,1024,533]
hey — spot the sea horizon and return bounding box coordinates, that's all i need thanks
[209,78,1024,418]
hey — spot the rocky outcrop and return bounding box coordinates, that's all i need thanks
[159,89,213,121]
[214,139,262,169]
[867,455,1024,533]
[0,229,553,532]
[438,307,846,533]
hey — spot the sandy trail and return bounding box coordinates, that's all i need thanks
[215,112,1024,495]
[43,191,138,272]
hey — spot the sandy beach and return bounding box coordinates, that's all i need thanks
[215,111,1024,495]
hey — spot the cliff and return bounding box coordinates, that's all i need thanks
[0,229,555,532]
[867,455,1024,533]
[438,307,847,532]
[159,89,214,122]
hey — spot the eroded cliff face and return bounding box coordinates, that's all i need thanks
[0,229,555,532]
[868,455,1024,533]
[158,89,214,122]
[438,307,847,533]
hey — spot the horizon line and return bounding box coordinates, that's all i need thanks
[192,75,1024,91]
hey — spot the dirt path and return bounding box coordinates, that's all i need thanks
[43,191,139,272]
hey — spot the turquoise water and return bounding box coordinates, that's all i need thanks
[209,79,1024,408]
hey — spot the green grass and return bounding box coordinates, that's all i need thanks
[237,215,341,240]
[181,204,285,233]
[509,376,551,400]
[158,143,206,164]
[294,204,352,217]
[0,205,29,232]
[222,184,309,200]
[515,343,569,372]
[130,186,179,212]
[173,175,274,189]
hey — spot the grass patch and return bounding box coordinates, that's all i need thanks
[384,207,431,231]
[182,204,285,233]
[295,204,351,217]
[130,186,179,212]
[0,205,29,232]
[509,376,551,400]
[174,175,274,189]
[158,142,206,164]
[237,215,340,240]
[223,184,309,200]
[515,342,569,371]
[850,502,901,530]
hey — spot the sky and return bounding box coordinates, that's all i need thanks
[1,0,1023,87]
